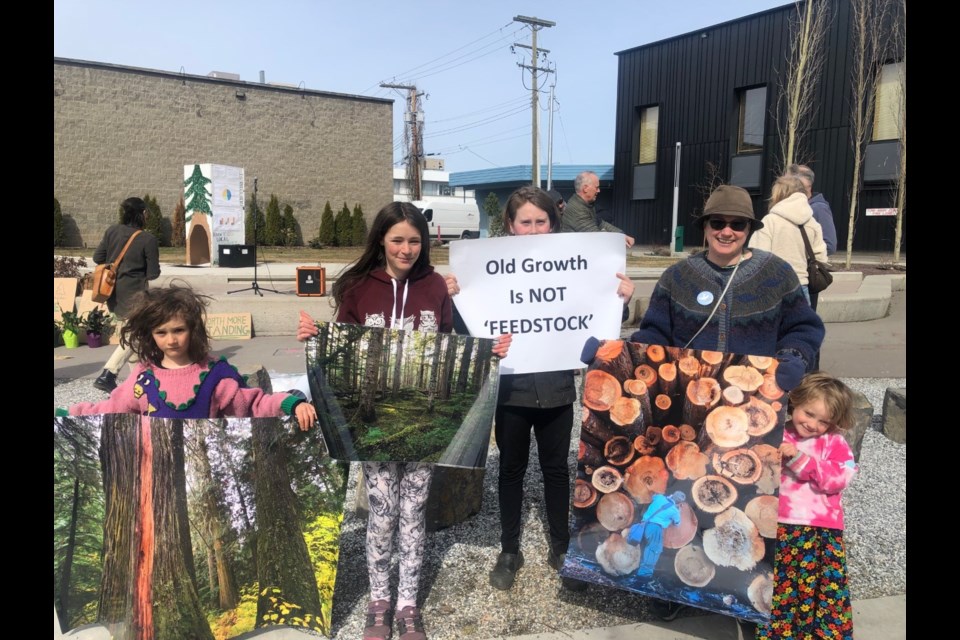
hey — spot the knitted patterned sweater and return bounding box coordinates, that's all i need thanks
[630,249,824,366]
[65,358,303,419]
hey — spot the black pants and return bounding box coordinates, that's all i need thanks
[809,291,822,370]
[494,403,574,555]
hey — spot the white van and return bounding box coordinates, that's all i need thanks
[413,200,480,240]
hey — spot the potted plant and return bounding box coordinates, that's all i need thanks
[57,308,82,349]
[81,308,111,348]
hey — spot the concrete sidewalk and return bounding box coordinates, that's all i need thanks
[483,595,906,640]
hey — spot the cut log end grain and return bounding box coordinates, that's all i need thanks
[691,475,738,513]
[701,350,725,366]
[596,491,636,532]
[576,522,610,558]
[723,365,765,394]
[748,572,775,615]
[742,396,778,437]
[661,424,681,444]
[610,397,641,428]
[745,495,779,539]
[633,435,655,456]
[663,502,699,549]
[704,406,751,448]
[679,424,697,441]
[716,448,764,485]
[623,378,645,395]
[746,355,774,373]
[758,374,785,402]
[604,435,635,466]
[596,339,626,362]
[722,385,745,407]
[623,456,669,503]
[678,355,701,377]
[574,478,599,510]
[702,506,766,571]
[634,365,658,387]
[665,441,709,480]
[592,465,624,494]
[674,544,717,587]
[751,444,782,495]
[596,533,641,576]
[645,344,667,365]
[584,370,622,412]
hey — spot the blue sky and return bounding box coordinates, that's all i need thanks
[54,0,789,173]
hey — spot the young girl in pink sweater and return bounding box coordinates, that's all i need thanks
[756,372,858,640]
[61,285,316,430]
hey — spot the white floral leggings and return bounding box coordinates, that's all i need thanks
[362,461,433,604]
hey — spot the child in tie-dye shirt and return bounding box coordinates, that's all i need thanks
[757,372,858,640]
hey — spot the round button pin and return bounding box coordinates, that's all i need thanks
[697,291,714,306]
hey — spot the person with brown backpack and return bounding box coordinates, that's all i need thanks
[91,196,161,392]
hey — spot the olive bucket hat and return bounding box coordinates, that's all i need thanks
[701,185,763,230]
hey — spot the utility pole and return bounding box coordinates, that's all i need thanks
[546,80,556,191]
[513,15,555,187]
[381,82,424,201]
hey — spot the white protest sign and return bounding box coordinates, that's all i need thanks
[450,232,626,375]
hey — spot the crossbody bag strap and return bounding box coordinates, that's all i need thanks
[111,230,143,269]
[797,224,815,262]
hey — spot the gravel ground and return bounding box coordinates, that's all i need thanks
[53,375,905,639]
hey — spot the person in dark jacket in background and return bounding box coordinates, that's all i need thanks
[446,186,634,592]
[560,171,635,248]
[92,196,161,392]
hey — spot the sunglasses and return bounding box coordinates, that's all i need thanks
[707,218,750,232]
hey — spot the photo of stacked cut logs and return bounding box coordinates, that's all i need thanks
[567,340,783,621]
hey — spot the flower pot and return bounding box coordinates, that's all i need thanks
[87,332,103,348]
[62,329,80,349]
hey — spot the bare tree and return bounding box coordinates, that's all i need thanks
[776,0,831,172]
[845,0,892,268]
[892,0,906,265]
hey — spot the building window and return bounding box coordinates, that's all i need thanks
[873,62,904,141]
[737,86,766,153]
[638,105,659,164]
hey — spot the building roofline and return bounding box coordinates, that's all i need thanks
[615,2,797,56]
[53,56,394,105]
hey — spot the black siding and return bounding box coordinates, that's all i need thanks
[612,0,904,253]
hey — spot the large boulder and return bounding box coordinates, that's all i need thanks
[843,390,873,462]
[881,387,906,444]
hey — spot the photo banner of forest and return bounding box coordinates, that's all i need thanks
[562,341,784,624]
[54,415,349,639]
[305,322,500,468]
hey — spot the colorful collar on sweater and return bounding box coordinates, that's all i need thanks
[136,357,246,416]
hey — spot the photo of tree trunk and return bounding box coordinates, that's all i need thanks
[563,341,784,624]
[53,414,349,639]
[305,322,500,468]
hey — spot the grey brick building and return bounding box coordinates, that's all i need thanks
[54,58,394,247]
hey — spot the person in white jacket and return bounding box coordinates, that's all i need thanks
[749,175,828,304]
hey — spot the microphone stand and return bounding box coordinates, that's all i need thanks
[228,176,281,296]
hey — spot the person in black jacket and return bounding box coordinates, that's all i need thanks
[446,186,633,592]
[92,197,161,392]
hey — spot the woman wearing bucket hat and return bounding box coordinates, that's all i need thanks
[627,185,823,384]
[614,183,824,624]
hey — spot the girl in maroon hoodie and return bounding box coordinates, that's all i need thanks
[298,202,507,640]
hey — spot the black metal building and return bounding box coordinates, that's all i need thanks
[611,0,904,253]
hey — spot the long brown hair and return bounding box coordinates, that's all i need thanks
[331,202,431,309]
